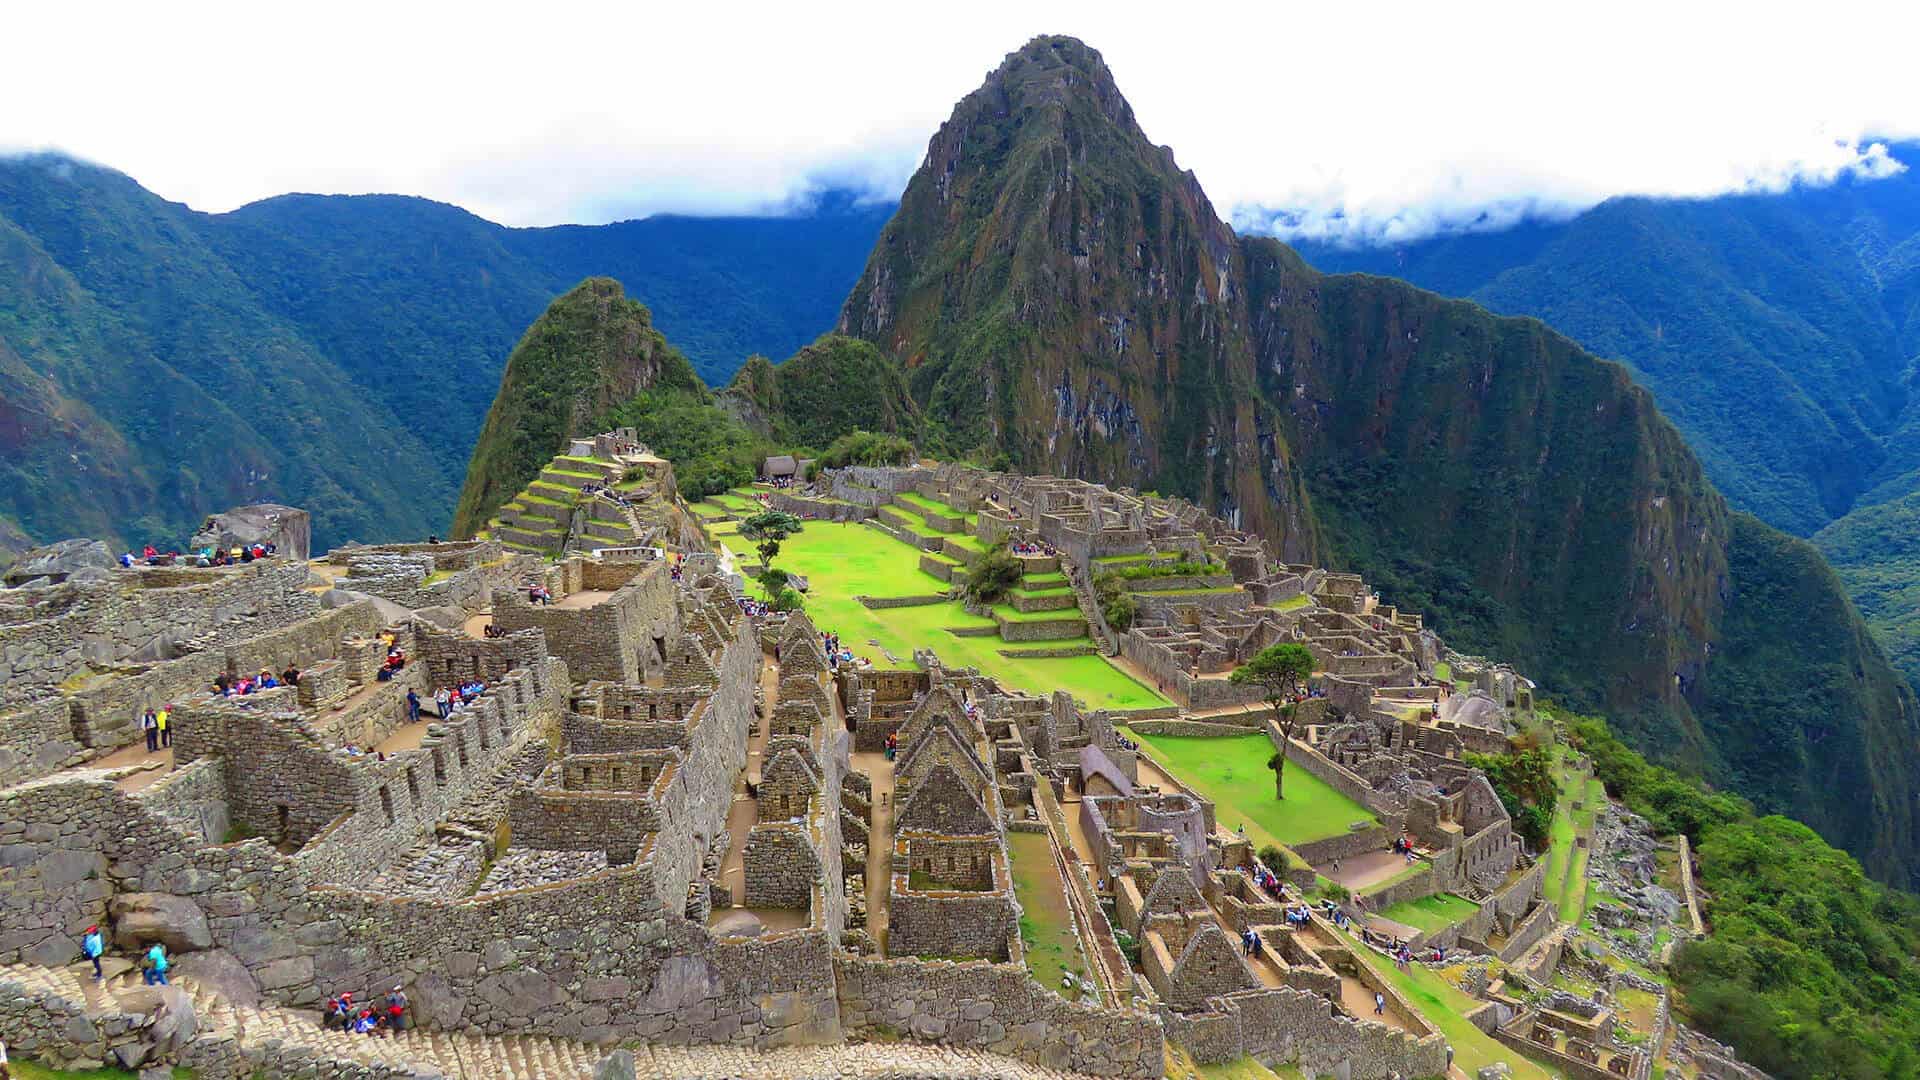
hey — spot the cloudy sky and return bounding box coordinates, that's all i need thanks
[8,1,1917,245]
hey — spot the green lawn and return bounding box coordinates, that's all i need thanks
[1346,934,1554,1080]
[10,1062,143,1080]
[1379,892,1481,933]
[895,491,976,525]
[739,519,1167,710]
[1545,751,1604,921]
[1271,593,1312,612]
[1008,831,1089,994]
[1124,730,1375,846]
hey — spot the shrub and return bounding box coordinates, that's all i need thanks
[1259,844,1291,873]
[962,541,1023,606]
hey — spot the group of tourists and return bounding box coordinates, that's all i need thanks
[375,644,408,682]
[434,680,489,719]
[326,987,410,1037]
[1391,835,1420,863]
[769,475,796,490]
[579,482,636,508]
[121,541,277,569]
[214,665,299,699]
[1249,862,1285,899]
[526,582,555,605]
[1239,928,1266,956]
[1009,537,1059,558]
[884,730,899,761]
[138,705,174,751]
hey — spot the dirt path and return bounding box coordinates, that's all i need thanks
[553,589,614,610]
[851,749,894,951]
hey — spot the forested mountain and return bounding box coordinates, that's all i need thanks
[1293,155,1920,686]
[832,36,1920,888]
[0,153,888,553]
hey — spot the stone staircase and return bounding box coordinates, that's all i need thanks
[0,961,1104,1079]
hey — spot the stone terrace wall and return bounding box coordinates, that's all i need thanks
[492,562,676,684]
[0,697,83,785]
[1161,985,1447,1080]
[0,559,317,709]
[834,955,1163,1079]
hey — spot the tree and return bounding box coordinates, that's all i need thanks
[740,510,805,571]
[962,540,1024,606]
[1230,643,1316,800]
[1093,570,1137,631]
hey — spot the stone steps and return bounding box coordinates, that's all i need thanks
[0,962,1104,1079]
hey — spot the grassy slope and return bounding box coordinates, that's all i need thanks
[716,512,1165,709]
[1124,730,1375,847]
[1378,892,1481,933]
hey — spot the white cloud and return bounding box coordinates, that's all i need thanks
[4,0,1917,240]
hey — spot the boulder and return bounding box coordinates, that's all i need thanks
[415,605,467,629]
[594,1049,638,1080]
[319,587,413,624]
[110,892,212,952]
[190,504,311,562]
[3,538,115,587]
[171,948,261,1006]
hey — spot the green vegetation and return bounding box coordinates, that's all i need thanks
[962,540,1024,606]
[1345,935,1552,1080]
[1378,892,1481,933]
[1467,743,1557,849]
[720,516,1165,710]
[1093,570,1138,632]
[723,336,919,450]
[1008,831,1088,994]
[1569,711,1920,1080]
[452,278,706,535]
[1229,643,1315,799]
[610,388,765,499]
[813,428,918,471]
[1116,559,1226,580]
[8,1061,140,1080]
[1126,730,1374,847]
[1542,750,1603,922]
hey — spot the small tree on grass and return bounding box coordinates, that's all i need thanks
[741,510,804,573]
[1093,570,1137,631]
[962,540,1024,607]
[1258,844,1292,874]
[1230,642,1315,800]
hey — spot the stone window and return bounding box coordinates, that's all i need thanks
[406,767,420,804]
[455,731,469,768]
[432,747,446,785]
[379,786,395,826]
[610,765,623,787]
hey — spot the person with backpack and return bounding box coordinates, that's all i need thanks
[80,926,104,980]
[143,943,168,985]
[141,709,159,753]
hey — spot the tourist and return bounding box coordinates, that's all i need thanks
[156,705,171,749]
[80,925,104,981]
[354,1007,379,1036]
[0,1036,10,1080]
[1374,991,1385,1016]
[214,672,231,696]
[385,985,409,1031]
[141,709,160,753]
[282,664,300,686]
[143,942,169,986]
[406,689,422,724]
[329,992,355,1032]
[435,687,452,719]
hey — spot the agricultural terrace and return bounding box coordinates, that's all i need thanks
[1546,748,1604,921]
[1007,831,1089,995]
[1123,730,1376,847]
[1377,892,1480,934]
[704,494,1167,711]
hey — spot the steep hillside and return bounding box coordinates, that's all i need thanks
[0,155,449,551]
[1293,161,1920,689]
[0,154,886,553]
[835,36,1920,885]
[836,36,1321,557]
[720,334,919,448]
[450,278,704,537]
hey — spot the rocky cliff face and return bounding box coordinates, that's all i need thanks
[837,36,1920,885]
[451,278,704,537]
[837,36,1320,559]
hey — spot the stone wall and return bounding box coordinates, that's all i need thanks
[1160,985,1447,1080]
[742,825,820,909]
[887,889,1017,961]
[834,955,1163,1079]
[0,559,317,710]
[491,561,675,685]
[0,697,83,785]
